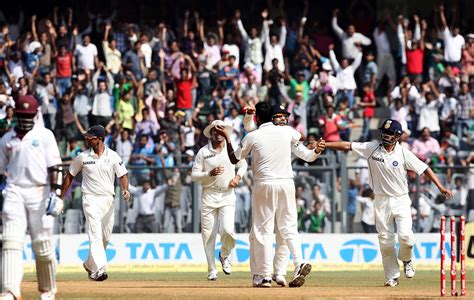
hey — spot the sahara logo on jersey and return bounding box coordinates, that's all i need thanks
[77,241,116,262]
[339,239,378,263]
[215,239,250,263]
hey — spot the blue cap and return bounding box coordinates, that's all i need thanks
[272,105,290,116]
[379,119,402,136]
[83,125,106,138]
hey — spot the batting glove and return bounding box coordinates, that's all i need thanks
[46,192,64,217]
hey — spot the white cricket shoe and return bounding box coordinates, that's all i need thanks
[259,277,272,288]
[40,291,55,300]
[90,267,108,281]
[272,274,287,287]
[403,260,415,278]
[219,252,231,275]
[252,274,259,287]
[289,262,312,288]
[207,271,218,281]
[0,292,19,300]
[384,278,399,287]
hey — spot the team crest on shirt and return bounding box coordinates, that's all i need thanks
[31,139,39,147]
[392,161,399,167]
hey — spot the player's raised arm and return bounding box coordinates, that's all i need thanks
[325,141,352,151]
[215,125,240,164]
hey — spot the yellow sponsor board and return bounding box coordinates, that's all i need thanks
[465,222,474,266]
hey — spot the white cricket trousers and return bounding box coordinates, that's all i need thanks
[82,193,114,272]
[200,190,236,274]
[1,185,56,298]
[251,179,302,277]
[374,194,414,280]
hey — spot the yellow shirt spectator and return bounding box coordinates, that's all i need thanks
[117,99,135,130]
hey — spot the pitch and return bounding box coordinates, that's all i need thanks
[21,269,471,299]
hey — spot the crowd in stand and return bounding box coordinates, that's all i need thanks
[0,0,473,234]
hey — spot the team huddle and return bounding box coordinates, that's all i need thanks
[1,99,453,298]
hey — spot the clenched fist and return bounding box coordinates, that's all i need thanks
[209,166,225,176]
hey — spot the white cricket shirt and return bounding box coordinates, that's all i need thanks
[235,122,300,182]
[69,147,128,196]
[192,141,248,191]
[0,125,62,186]
[351,141,428,197]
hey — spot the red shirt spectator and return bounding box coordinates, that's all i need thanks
[56,50,73,78]
[175,78,193,110]
[406,48,424,75]
[318,106,343,142]
[362,89,375,118]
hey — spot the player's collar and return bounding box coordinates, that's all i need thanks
[259,122,274,128]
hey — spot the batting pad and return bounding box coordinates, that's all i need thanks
[1,222,25,297]
[32,239,57,294]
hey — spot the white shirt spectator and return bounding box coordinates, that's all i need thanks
[222,44,240,68]
[237,19,264,65]
[440,96,457,122]
[263,22,286,72]
[8,60,24,81]
[204,42,221,69]
[329,50,362,90]
[129,184,168,215]
[373,28,391,55]
[75,43,98,71]
[140,42,152,69]
[443,28,465,63]
[416,95,444,132]
[356,196,375,225]
[332,17,371,59]
[390,85,420,102]
[390,104,409,131]
[115,137,133,165]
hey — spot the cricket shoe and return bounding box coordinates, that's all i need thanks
[219,252,232,275]
[207,271,218,281]
[403,260,415,278]
[83,263,93,279]
[40,291,55,300]
[272,274,287,287]
[90,267,108,281]
[252,275,259,287]
[384,278,399,287]
[259,277,272,288]
[289,262,312,288]
[0,292,22,300]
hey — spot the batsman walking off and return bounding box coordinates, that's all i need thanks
[59,125,130,281]
[191,120,248,281]
[325,119,453,287]
[0,96,63,300]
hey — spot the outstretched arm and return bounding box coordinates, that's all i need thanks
[423,167,453,199]
[325,141,352,151]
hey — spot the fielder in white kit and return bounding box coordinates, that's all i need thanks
[0,96,63,300]
[191,120,248,281]
[325,119,453,287]
[242,105,325,287]
[216,102,324,288]
[59,125,130,281]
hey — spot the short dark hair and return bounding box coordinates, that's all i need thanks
[255,102,273,124]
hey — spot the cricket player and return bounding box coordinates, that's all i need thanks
[216,102,324,288]
[0,95,63,300]
[59,125,130,281]
[325,119,453,287]
[191,120,248,281]
[243,105,324,287]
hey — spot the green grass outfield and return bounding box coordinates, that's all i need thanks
[21,267,473,299]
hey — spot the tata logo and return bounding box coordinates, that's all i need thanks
[215,239,250,263]
[125,242,192,260]
[339,239,378,263]
[78,241,116,262]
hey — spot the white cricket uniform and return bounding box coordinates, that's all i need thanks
[234,122,304,277]
[243,114,320,277]
[69,147,128,272]
[0,125,62,297]
[192,141,247,274]
[351,141,428,280]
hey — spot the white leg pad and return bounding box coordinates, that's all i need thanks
[31,239,57,294]
[1,223,25,298]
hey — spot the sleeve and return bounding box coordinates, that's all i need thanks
[403,148,428,175]
[331,17,344,40]
[329,50,341,72]
[357,33,372,46]
[243,113,257,132]
[356,196,369,205]
[235,158,248,178]
[414,23,421,41]
[279,25,287,48]
[0,138,7,174]
[351,141,379,159]
[113,152,128,177]
[93,44,98,56]
[45,130,62,167]
[128,184,139,194]
[351,52,363,70]
[191,150,209,182]
[234,134,253,160]
[68,155,83,176]
[153,184,168,196]
[292,142,319,162]
[237,20,248,41]
[286,126,302,143]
